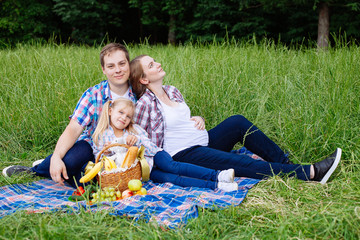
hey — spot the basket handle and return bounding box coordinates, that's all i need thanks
[95,143,129,164]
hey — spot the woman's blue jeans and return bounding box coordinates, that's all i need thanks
[150,151,218,190]
[173,115,311,181]
[31,140,94,188]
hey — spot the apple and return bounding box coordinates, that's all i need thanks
[121,189,133,199]
[135,187,147,195]
[128,179,142,192]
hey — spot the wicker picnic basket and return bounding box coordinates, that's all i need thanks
[95,143,142,192]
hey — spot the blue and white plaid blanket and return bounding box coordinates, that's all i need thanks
[0,148,261,228]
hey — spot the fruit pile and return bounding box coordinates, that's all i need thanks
[90,179,147,204]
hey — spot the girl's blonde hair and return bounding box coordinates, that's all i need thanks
[92,98,137,146]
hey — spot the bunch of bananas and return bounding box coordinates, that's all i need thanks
[80,161,103,183]
[103,156,117,171]
[79,156,118,183]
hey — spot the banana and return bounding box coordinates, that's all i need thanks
[103,156,117,171]
[79,161,103,183]
[84,161,95,175]
[107,156,117,169]
[137,145,145,159]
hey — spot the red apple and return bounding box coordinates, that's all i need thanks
[121,189,133,199]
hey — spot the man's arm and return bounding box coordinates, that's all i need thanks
[49,119,83,184]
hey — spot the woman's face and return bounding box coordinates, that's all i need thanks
[140,56,166,84]
[109,103,133,131]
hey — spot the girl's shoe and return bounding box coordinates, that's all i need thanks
[217,182,238,192]
[218,169,235,183]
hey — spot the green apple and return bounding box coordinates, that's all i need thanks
[139,187,147,195]
[128,179,142,192]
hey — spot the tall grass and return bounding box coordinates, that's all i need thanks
[0,41,359,239]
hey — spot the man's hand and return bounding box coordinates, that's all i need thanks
[126,135,138,146]
[49,119,83,185]
[49,155,68,184]
[190,116,205,130]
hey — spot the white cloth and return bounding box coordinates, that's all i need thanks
[160,100,208,156]
[111,88,130,100]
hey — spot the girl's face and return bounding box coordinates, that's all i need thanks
[140,56,166,84]
[109,103,133,131]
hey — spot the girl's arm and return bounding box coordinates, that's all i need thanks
[133,125,160,157]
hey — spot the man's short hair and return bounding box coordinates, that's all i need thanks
[100,43,130,67]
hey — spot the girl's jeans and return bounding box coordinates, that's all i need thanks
[32,140,94,188]
[150,150,219,190]
[173,115,311,181]
[32,142,220,190]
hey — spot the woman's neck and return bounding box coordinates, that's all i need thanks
[149,82,178,107]
[148,81,165,98]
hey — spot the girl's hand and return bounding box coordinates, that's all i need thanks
[126,135,138,146]
[103,142,113,155]
[190,116,205,130]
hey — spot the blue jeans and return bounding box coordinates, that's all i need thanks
[32,140,95,188]
[150,151,218,190]
[173,115,311,181]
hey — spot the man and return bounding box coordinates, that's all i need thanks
[3,43,136,187]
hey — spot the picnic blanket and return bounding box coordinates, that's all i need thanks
[0,148,261,228]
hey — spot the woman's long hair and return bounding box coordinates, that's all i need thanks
[92,98,137,146]
[130,55,148,99]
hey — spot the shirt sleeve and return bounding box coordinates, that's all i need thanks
[134,100,151,135]
[70,90,95,128]
[134,125,160,157]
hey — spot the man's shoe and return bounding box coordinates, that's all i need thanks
[2,165,33,177]
[313,148,342,184]
[32,159,44,167]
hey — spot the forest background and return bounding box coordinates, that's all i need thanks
[1,0,360,48]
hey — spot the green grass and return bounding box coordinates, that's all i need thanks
[0,41,359,239]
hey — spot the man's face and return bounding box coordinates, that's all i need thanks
[102,50,130,88]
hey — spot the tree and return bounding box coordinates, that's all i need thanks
[0,0,58,46]
[317,1,329,49]
[129,0,194,44]
[53,0,126,44]
[256,0,360,48]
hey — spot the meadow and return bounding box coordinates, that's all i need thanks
[0,40,359,239]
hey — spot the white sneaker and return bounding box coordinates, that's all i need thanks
[32,159,45,167]
[218,169,235,183]
[217,182,238,192]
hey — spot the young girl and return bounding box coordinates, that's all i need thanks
[130,55,341,184]
[92,97,239,192]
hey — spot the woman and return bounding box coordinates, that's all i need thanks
[130,54,342,184]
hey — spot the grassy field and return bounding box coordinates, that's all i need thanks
[0,41,359,239]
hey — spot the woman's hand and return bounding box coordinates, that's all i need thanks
[126,135,138,146]
[190,116,205,130]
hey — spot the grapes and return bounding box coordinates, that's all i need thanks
[90,187,121,203]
